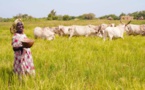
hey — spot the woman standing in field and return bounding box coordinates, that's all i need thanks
[11,19,35,79]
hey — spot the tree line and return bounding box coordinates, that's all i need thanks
[0,10,145,22]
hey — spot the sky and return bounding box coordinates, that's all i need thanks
[0,0,145,18]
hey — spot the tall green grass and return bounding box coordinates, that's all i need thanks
[0,20,145,90]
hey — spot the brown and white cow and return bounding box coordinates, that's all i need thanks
[56,25,72,36]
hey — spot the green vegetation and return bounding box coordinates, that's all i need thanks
[0,20,145,90]
[1,10,145,21]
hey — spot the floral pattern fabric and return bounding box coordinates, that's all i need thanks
[12,33,35,75]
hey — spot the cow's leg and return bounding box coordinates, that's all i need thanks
[109,34,113,41]
[103,31,107,41]
[85,34,89,37]
[109,36,113,40]
[109,37,113,40]
[103,36,106,41]
[103,37,106,41]
[69,35,73,39]
[121,35,124,39]
[69,33,73,39]
[68,29,75,39]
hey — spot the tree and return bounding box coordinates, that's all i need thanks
[12,13,34,21]
[78,13,96,20]
[63,15,70,21]
[47,9,58,20]
[99,14,119,20]
[119,13,126,19]
[13,13,22,19]
[127,10,145,20]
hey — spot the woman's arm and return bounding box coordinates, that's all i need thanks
[13,46,23,51]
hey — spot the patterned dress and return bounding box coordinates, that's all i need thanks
[12,33,35,75]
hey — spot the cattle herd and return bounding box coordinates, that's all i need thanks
[26,20,145,41]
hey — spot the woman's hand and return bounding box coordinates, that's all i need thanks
[13,46,23,51]
[13,46,24,54]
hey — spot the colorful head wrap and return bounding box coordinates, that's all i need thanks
[10,19,24,34]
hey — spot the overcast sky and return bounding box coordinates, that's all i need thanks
[0,0,144,18]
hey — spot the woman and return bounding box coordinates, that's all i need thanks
[11,19,35,78]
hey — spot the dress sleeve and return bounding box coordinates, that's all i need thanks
[12,34,23,47]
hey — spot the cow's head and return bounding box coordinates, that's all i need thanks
[140,25,145,36]
[88,25,100,34]
[125,20,131,32]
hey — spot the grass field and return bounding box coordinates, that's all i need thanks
[0,20,145,90]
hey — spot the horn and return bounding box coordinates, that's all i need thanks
[120,20,123,24]
[125,20,131,26]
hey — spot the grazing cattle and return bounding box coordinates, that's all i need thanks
[103,25,125,41]
[97,23,115,37]
[57,25,72,36]
[50,27,60,35]
[34,27,43,39]
[34,27,55,40]
[103,21,131,41]
[125,24,145,36]
[99,23,115,31]
[86,24,102,37]
[42,27,55,40]
[68,25,97,39]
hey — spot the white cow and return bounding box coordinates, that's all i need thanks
[42,27,55,40]
[125,24,145,36]
[34,27,43,39]
[34,27,55,40]
[50,27,60,35]
[97,23,116,37]
[103,25,125,41]
[87,24,101,36]
[57,25,72,36]
[68,25,97,39]
[103,21,131,41]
